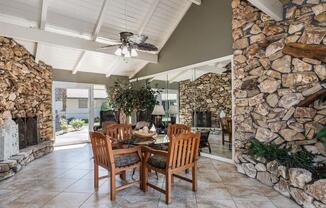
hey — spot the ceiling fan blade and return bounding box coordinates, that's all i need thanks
[135,42,158,52]
[129,34,148,44]
[97,44,121,50]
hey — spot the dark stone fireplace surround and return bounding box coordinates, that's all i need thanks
[14,116,40,149]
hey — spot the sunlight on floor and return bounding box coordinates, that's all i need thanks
[54,143,88,151]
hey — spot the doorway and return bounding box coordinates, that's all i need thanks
[52,81,95,146]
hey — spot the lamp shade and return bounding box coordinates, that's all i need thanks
[152,104,165,116]
[220,110,226,118]
[168,105,178,114]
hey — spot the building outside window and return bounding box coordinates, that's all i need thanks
[78,99,88,108]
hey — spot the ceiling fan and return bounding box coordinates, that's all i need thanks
[99,32,159,58]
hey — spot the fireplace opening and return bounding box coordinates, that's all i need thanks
[192,111,212,127]
[13,117,40,149]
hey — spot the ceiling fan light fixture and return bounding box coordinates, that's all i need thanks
[114,47,122,56]
[131,48,138,57]
[122,45,129,55]
[124,50,131,58]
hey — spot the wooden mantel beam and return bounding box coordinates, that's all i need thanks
[247,0,283,21]
[188,0,201,5]
[0,21,158,63]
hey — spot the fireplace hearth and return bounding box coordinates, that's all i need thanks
[14,117,40,149]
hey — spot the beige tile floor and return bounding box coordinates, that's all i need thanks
[0,144,300,208]
[200,134,232,159]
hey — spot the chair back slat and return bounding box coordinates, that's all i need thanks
[167,124,191,139]
[106,124,133,143]
[90,132,114,169]
[168,132,200,170]
[181,139,188,167]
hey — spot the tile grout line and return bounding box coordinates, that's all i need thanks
[210,157,240,208]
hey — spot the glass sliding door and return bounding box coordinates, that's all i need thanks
[52,81,94,146]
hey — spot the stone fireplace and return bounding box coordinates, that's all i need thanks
[0,36,54,181]
[179,73,232,127]
[14,117,40,149]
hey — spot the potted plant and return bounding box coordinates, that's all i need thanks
[109,81,159,123]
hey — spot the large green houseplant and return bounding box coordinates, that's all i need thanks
[109,81,159,121]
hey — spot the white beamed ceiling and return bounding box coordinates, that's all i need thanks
[0,0,192,77]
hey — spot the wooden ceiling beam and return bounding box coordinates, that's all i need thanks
[188,0,201,5]
[73,0,110,74]
[247,0,283,21]
[35,0,49,62]
[0,21,158,63]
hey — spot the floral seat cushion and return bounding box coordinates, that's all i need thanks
[148,155,167,169]
[114,152,140,168]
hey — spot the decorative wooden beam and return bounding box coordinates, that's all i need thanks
[73,0,110,74]
[188,0,201,5]
[0,21,158,63]
[283,42,326,63]
[35,0,49,62]
[297,89,326,107]
[247,0,283,21]
[138,0,160,35]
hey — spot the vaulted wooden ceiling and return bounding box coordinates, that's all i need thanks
[0,0,198,77]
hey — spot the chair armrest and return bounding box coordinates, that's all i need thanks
[112,143,123,148]
[112,146,141,155]
[142,146,168,157]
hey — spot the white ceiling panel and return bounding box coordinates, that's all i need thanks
[37,43,83,70]
[77,51,117,74]
[109,59,143,76]
[0,0,41,24]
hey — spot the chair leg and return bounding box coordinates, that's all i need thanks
[165,172,172,204]
[120,170,126,181]
[139,165,142,190]
[131,168,136,180]
[143,165,148,192]
[110,171,116,201]
[94,164,99,190]
[229,134,232,150]
[208,143,212,154]
[155,171,159,180]
[192,164,197,192]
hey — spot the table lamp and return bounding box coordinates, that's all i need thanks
[168,105,178,124]
[152,104,165,127]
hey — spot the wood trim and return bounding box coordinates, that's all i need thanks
[297,89,326,107]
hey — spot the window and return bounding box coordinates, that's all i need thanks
[78,99,88,108]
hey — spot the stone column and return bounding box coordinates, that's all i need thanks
[0,119,19,161]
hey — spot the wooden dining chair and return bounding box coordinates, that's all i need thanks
[220,117,232,149]
[90,132,142,201]
[167,124,191,139]
[142,132,200,204]
[106,124,133,144]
